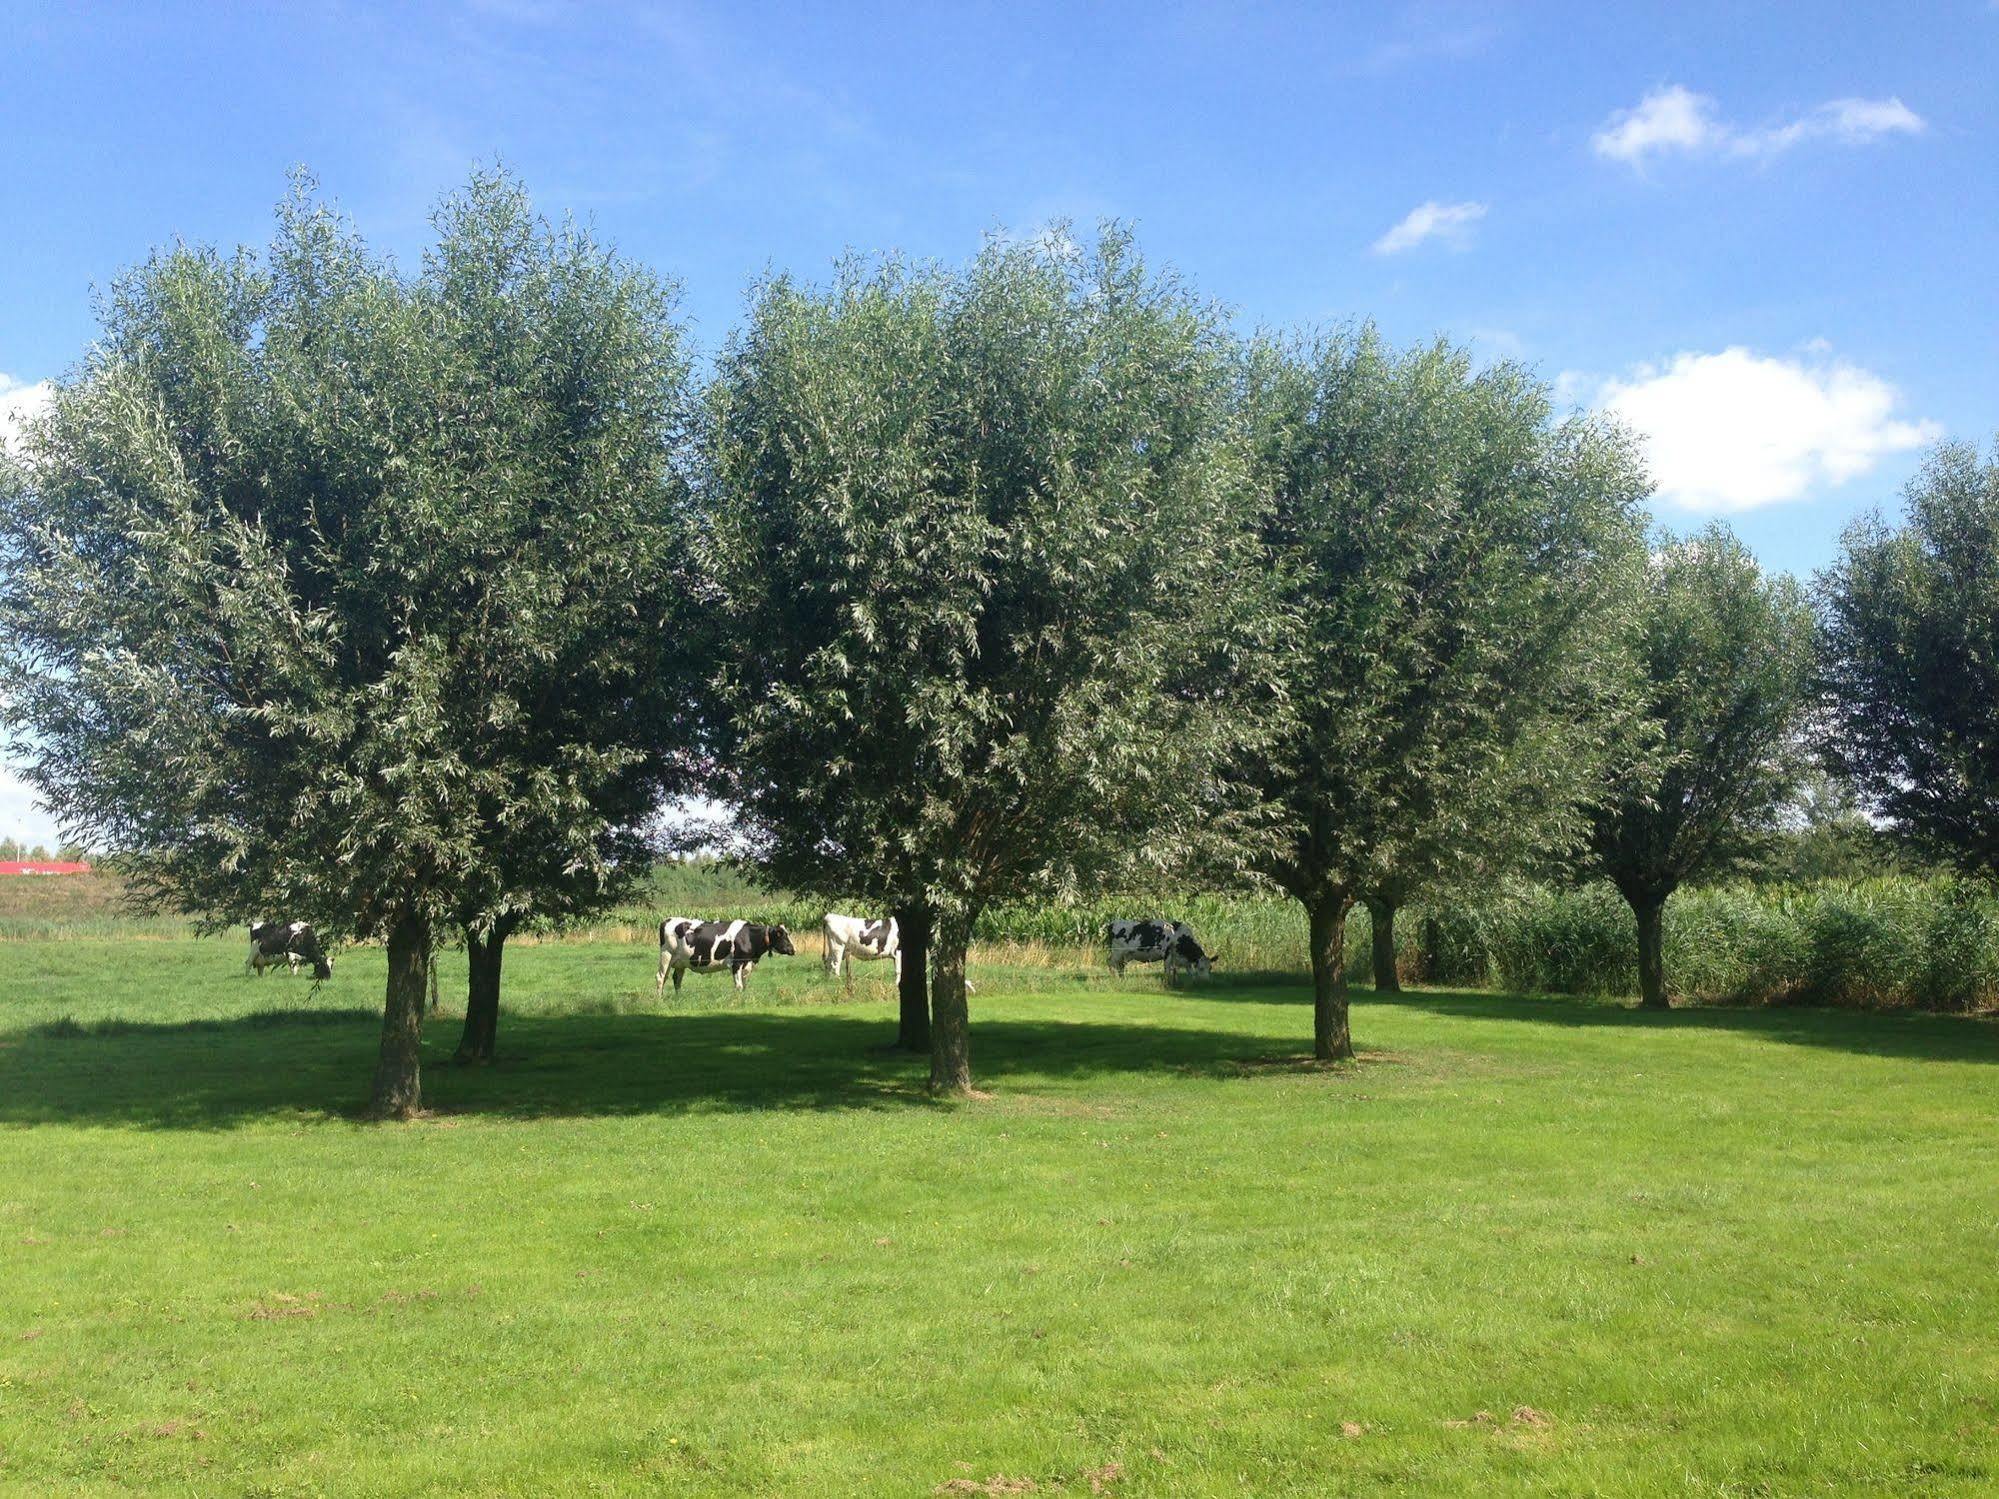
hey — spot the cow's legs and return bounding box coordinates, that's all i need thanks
[671,963,685,995]
[733,960,753,993]
[893,948,903,985]
[656,952,668,999]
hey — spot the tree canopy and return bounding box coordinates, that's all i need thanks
[1589,525,1816,1006]
[1236,328,1649,1056]
[704,228,1270,1091]
[0,171,699,1113]
[1818,441,1999,884]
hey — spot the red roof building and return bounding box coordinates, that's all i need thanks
[0,860,93,876]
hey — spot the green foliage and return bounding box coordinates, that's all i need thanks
[1819,441,1999,882]
[704,228,1268,924]
[1745,768,1920,884]
[1590,526,1817,903]
[0,170,697,946]
[1237,329,1650,908]
[0,170,701,1110]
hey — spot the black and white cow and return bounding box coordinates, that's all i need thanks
[1107,919,1214,981]
[246,921,334,980]
[656,917,797,996]
[822,913,900,986]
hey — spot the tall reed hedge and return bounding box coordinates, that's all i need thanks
[959,877,1999,1012]
[1381,878,1999,1012]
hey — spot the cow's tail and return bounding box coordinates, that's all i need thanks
[658,919,670,949]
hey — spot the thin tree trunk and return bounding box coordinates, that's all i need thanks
[370,913,429,1119]
[455,923,507,1064]
[1367,896,1400,994]
[1307,891,1355,1061]
[893,902,931,1054]
[1632,893,1670,1010]
[929,910,973,1094]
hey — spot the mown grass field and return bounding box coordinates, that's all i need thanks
[2,929,1998,1495]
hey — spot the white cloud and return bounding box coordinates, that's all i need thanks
[1550,369,1594,409]
[1592,85,1924,165]
[1592,346,1939,512]
[1752,96,1926,154]
[1372,199,1487,255]
[1593,85,1724,162]
[0,374,52,454]
[1466,326,1526,360]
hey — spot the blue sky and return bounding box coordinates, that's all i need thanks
[2,0,1995,840]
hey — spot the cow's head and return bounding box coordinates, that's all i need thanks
[1173,933,1213,977]
[769,924,796,957]
[313,953,334,981]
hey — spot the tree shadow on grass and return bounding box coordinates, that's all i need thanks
[6,981,1989,1132]
[1394,988,1997,1065]
[1199,973,1999,1067]
[0,1002,1341,1131]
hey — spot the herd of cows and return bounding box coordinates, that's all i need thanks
[242,914,1217,991]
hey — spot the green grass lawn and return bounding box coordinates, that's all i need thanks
[2,937,1996,1495]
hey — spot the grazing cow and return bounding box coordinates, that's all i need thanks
[656,917,797,996]
[1107,918,1215,981]
[246,921,334,980]
[822,913,901,986]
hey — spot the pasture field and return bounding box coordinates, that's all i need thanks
[2,933,1998,1496]
[11,868,1998,1012]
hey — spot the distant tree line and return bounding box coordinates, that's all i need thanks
[0,838,90,862]
[1,170,1993,1114]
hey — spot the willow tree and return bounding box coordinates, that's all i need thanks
[1238,329,1649,1056]
[1819,441,1999,881]
[1589,526,1815,1007]
[0,171,697,1114]
[705,229,1267,1093]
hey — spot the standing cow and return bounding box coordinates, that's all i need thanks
[656,917,797,996]
[1107,919,1215,982]
[822,913,900,987]
[246,921,334,980]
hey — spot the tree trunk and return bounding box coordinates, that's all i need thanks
[370,913,430,1119]
[1631,893,1670,1010]
[456,923,507,1065]
[929,910,973,1094]
[893,902,931,1054]
[1307,891,1355,1061]
[1367,896,1400,994]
